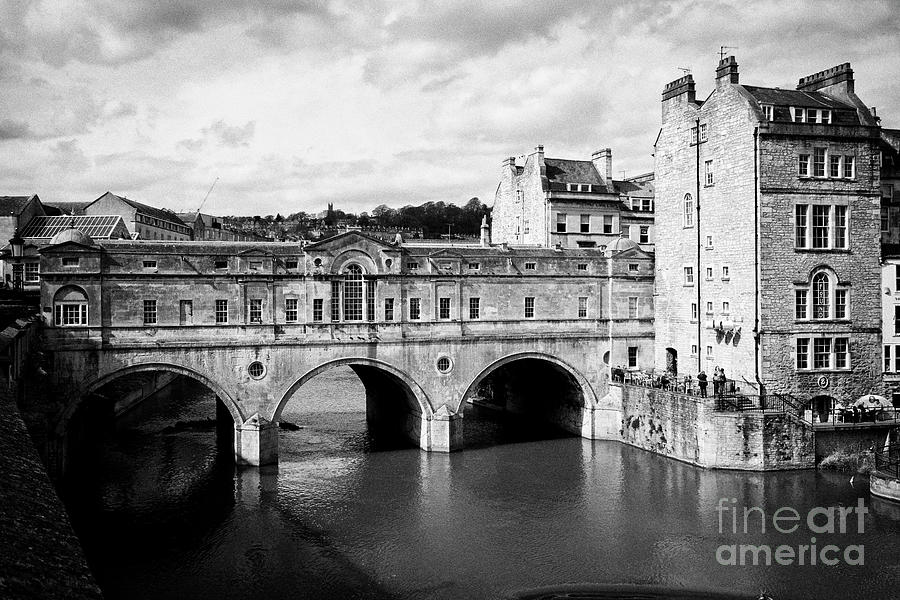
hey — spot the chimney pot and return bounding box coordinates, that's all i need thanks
[715,55,739,86]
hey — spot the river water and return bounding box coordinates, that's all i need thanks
[61,369,900,600]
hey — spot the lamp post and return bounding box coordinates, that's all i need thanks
[9,228,24,291]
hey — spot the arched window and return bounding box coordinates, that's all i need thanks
[796,268,848,321]
[812,272,829,319]
[683,194,694,227]
[343,264,364,321]
[53,285,88,326]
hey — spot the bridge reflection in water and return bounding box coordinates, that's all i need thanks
[60,368,900,600]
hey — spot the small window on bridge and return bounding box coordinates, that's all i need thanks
[312,298,323,322]
[62,257,79,268]
[439,297,451,320]
[407,261,419,270]
[469,297,480,320]
[248,361,265,379]
[410,298,421,320]
[436,356,453,374]
[628,263,639,272]
[384,298,395,321]
[577,263,588,271]
[143,260,157,269]
[285,298,298,322]
[524,297,535,319]
[468,262,480,270]
[524,262,536,271]
[578,297,588,318]
[143,300,157,325]
[249,299,262,323]
[285,259,299,270]
[215,259,228,269]
[215,299,228,324]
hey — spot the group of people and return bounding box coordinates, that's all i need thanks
[612,363,729,398]
[696,366,728,398]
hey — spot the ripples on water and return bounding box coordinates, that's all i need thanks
[61,368,900,600]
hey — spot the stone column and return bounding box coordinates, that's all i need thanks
[234,413,278,466]
[428,406,463,452]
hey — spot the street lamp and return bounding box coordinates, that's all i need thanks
[9,228,24,290]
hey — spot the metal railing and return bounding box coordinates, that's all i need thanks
[809,404,900,426]
[614,368,811,426]
[873,442,900,480]
[614,369,747,398]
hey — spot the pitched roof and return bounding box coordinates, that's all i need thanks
[544,159,605,186]
[614,175,654,197]
[42,201,92,216]
[0,195,37,216]
[93,192,186,226]
[741,86,856,110]
[20,215,131,241]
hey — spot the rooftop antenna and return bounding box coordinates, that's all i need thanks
[196,177,218,214]
[719,46,737,61]
[677,66,692,75]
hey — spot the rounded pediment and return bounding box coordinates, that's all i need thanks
[50,228,94,247]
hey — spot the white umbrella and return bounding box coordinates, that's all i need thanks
[854,394,888,408]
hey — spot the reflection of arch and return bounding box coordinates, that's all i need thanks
[460,351,598,411]
[57,362,244,435]
[273,357,432,422]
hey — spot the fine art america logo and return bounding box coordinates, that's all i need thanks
[715,498,866,566]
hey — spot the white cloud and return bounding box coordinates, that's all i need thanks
[0,0,897,215]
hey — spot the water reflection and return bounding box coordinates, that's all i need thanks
[60,369,900,600]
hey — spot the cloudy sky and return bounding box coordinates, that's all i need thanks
[1,1,898,216]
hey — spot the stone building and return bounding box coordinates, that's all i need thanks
[491,146,654,250]
[85,192,192,241]
[879,128,900,403]
[654,58,883,413]
[176,211,267,242]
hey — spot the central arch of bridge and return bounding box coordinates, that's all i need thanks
[458,352,596,446]
[273,357,434,452]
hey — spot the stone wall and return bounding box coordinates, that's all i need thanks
[610,383,815,470]
[0,391,101,599]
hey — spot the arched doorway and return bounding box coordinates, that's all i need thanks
[665,347,678,375]
[274,358,432,451]
[460,353,593,448]
[809,395,835,424]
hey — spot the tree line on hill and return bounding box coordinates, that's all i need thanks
[223,197,491,240]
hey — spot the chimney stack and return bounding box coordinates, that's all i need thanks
[661,74,696,103]
[715,56,739,88]
[592,148,613,187]
[480,215,491,247]
[797,63,854,94]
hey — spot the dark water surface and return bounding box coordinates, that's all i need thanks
[62,369,900,600]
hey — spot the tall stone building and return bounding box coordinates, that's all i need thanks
[654,58,883,412]
[492,146,654,250]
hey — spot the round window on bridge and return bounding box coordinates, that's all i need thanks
[436,356,453,374]
[248,361,266,379]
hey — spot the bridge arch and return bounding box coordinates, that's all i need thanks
[458,352,597,441]
[460,351,598,412]
[57,361,244,436]
[273,357,433,423]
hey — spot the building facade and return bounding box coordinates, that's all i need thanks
[654,58,883,412]
[85,192,192,241]
[492,146,654,250]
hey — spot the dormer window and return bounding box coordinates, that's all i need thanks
[791,107,832,124]
[760,104,773,121]
[566,183,592,192]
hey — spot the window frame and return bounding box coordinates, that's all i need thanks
[524,296,535,319]
[285,298,298,323]
[143,299,157,325]
[215,299,228,324]
[469,297,480,320]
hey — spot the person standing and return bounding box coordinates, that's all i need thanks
[698,371,708,397]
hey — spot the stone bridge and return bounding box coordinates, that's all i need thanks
[37,230,655,468]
